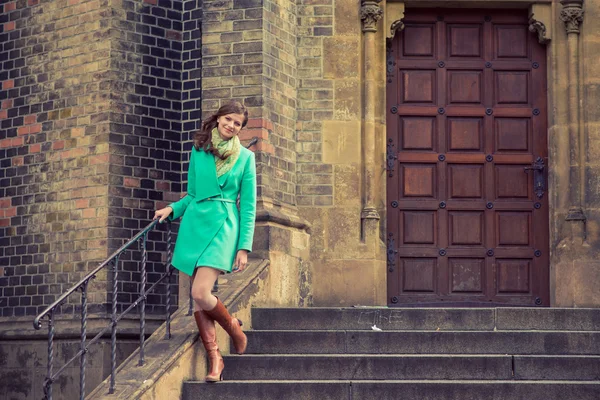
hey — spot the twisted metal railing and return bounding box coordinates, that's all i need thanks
[33,219,176,400]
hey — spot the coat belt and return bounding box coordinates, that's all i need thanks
[202,197,236,204]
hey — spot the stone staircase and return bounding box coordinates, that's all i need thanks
[183,307,600,400]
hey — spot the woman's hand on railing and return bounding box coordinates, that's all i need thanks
[153,206,173,223]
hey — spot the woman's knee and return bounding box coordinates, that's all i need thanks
[191,285,212,305]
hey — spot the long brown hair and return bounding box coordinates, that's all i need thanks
[194,101,249,159]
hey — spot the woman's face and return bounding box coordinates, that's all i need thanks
[216,113,245,140]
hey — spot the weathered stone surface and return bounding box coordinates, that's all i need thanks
[351,381,600,400]
[185,307,600,399]
[252,307,495,331]
[310,259,386,307]
[184,381,350,400]
[514,356,600,380]
[322,121,360,164]
[555,260,600,307]
[322,38,360,80]
[496,308,600,331]
[223,354,513,380]
[334,79,361,120]
[0,336,139,400]
[185,381,600,400]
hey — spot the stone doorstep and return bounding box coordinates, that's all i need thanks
[221,354,600,381]
[251,307,600,331]
[183,381,600,400]
[87,258,270,400]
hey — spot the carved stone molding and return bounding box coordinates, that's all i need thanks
[361,0,383,33]
[528,3,552,44]
[529,20,549,44]
[386,2,405,40]
[560,0,584,34]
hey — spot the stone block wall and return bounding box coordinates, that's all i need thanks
[201,0,297,207]
[296,0,335,208]
[0,336,140,400]
[295,0,386,306]
[551,0,600,306]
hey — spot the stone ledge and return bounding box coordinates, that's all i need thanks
[0,316,165,340]
[256,208,311,234]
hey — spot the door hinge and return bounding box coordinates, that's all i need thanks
[387,141,397,177]
[387,234,398,273]
[386,41,395,82]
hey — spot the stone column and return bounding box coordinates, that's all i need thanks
[561,0,586,239]
[360,0,383,245]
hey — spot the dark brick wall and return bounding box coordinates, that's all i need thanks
[0,0,203,317]
[106,0,185,313]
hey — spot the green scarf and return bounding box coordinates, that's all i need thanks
[211,128,241,177]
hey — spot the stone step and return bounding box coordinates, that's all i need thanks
[250,307,600,331]
[224,355,513,380]
[221,355,600,381]
[243,330,600,355]
[183,380,600,400]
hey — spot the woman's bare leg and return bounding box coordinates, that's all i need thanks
[191,267,220,311]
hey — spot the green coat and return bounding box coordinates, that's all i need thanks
[168,146,256,276]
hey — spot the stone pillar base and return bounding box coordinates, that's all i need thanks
[251,205,313,307]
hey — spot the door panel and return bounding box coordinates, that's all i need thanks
[386,9,549,306]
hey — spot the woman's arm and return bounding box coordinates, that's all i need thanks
[168,149,197,221]
[237,152,257,252]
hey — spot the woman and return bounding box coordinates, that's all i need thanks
[154,101,256,382]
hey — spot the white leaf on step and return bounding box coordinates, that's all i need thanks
[371,324,382,331]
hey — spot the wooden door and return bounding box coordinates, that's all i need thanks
[386,9,549,306]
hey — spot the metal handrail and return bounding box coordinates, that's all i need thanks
[33,219,175,400]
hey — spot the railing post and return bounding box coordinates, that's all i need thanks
[109,256,119,394]
[44,310,55,400]
[139,234,148,366]
[165,221,173,339]
[79,281,89,400]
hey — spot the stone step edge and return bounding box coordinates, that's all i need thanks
[184,379,600,384]
[245,329,600,333]
[222,354,600,358]
[250,307,600,310]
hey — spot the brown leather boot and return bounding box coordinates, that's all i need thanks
[194,310,224,382]
[204,297,247,355]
